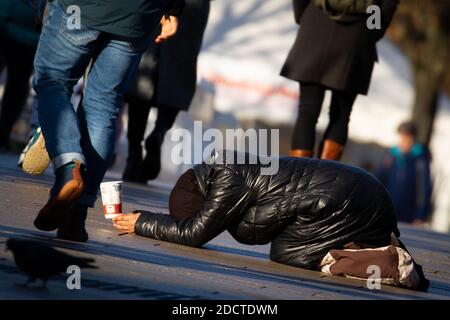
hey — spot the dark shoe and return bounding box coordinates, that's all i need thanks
[57,204,89,243]
[142,132,163,181]
[122,158,147,183]
[34,161,85,231]
[107,153,117,170]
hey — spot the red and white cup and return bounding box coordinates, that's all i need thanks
[100,181,123,219]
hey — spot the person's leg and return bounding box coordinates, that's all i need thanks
[290,82,325,157]
[153,107,180,134]
[32,0,100,231]
[58,36,151,242]
[319,90,357,160]
[0,41,6,150]
[29,97,40,135]
[0,33,6,76]
[0,37,4,147]
[0,37,36,149]
[0,53,5,75]
[76,34,152,208]
[143,106,180,180]
[269,219,323,270]
[122,95,152,183]
[33,0,98,167]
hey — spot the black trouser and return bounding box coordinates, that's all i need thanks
[0,34,37,148]
[291,82,357,150]
[125,94,179,159]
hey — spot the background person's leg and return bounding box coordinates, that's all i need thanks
[0,49,5,75]
[29,98,40,135]
[0,37,36,149]
[77,35,152,207]
[319,90,357,160]
[122,34,160,182]
[143,106,180,180]
[290,82,325,157]
[152,107,180,136]
[0,36,5,149]
[122,95,152,183]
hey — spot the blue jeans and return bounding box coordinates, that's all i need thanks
[33,0,155,207]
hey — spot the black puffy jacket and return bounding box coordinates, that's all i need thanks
[135,152,398,269]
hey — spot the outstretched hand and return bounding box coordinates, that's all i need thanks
[112,213,141,234]
[155,15,179,44]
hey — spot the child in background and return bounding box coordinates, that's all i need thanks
[377,121,433,226]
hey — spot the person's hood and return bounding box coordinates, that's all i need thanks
[192,150,246,197]
[192,149,276,197]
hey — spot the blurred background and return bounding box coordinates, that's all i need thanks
[1,0,449,231]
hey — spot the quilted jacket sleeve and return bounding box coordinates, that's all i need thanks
[134,166,249,247]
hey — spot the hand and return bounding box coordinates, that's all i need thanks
[112,213,141,234]
[155,15,178,44]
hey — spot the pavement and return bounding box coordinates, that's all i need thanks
[1,152,450,300]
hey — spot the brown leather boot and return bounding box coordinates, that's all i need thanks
[34,161,85,231]
[320,139,344,161]
[289,149,313,158]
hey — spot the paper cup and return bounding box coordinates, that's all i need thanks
[100,181,123,219]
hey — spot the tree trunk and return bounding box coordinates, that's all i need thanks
[410,18,448,148]
[411,68,439,147]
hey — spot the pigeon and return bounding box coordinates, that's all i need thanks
[6,238,97,288]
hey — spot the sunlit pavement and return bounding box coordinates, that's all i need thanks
[1,152,450,300]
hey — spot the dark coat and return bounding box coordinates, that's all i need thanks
[135,151,398,269]
[281,0,399,95]
[126,0,210,111]
[0,0,41,47]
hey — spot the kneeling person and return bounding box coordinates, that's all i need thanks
[113,151,429,290]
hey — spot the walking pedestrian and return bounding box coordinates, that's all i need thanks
[32,0,185,242]
[123,0,211,183]
[284,0,399,160]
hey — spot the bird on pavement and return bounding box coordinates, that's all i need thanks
[5,238,97,288]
